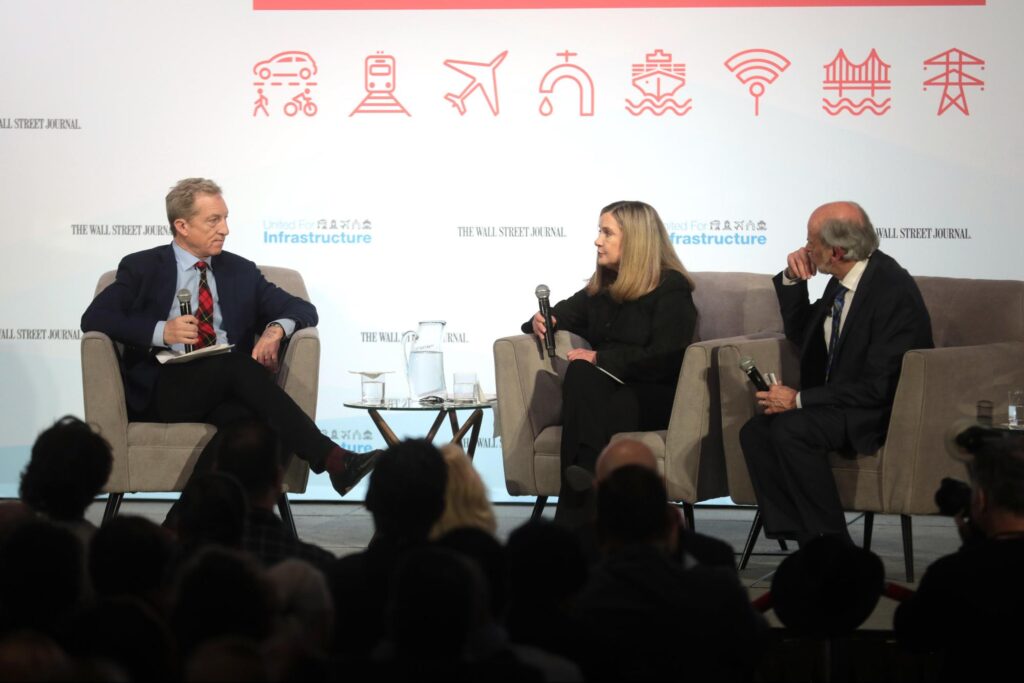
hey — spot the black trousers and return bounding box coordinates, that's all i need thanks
[148,351,334,479]
[739,408,852,543]
[556,360,675,524]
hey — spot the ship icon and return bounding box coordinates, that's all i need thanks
[625,49,692,116]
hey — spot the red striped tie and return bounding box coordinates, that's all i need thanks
[194,261,216,349]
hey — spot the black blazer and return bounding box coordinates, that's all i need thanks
[81,244,318,416]
[773,250,933,454]
[523,270,697,385]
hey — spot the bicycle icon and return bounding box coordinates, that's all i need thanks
[284,88,318,117]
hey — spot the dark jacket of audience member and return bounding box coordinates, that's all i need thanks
[0,519,85,637]
[170,547,278,657]
[895,435,1024,680]
[326,439,448,659]
[89,514,176,614]
[573,466,766,681]
[215,419,335,571]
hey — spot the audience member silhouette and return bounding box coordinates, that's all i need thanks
[18,415,112,545]
[573,465,766,681]
[170,547,277,657]
[377,545,496,681]
[326,439,447,659]
[576,438,737,570]
[504,520,589,661]
[174,472,248,557]
[89,515,176,613]
[0,519,85,638]
[430,444,497,539]
[60,596,177,682]
[215,418,335,570]
[437,527,580,681]
[894,432,1024,680]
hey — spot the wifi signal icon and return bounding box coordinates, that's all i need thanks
[724,49,791,116]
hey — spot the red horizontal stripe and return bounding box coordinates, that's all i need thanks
[255,0,984,9]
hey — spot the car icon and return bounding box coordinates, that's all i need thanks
[253,51,318,81]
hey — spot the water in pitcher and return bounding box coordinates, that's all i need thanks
[407,350,446,398]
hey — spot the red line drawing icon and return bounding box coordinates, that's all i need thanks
[538,51,594,117]
[350,52,411,116]
[923,48,985,116]
[625,49,691,117]
[253,51,318,82]
[724,49,790,116]
[284,88,318,117]
[251,50,319,118]
[443,51,508,115]
[253,88,270,117]
[822,49,892,116]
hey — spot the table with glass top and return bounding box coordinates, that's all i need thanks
[342,398,495,459]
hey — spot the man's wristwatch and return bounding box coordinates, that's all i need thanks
[265,322,285,336]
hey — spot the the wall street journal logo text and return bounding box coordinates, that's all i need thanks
[71,224,171,237]
[876,226,971,240]
[456,225,565,239]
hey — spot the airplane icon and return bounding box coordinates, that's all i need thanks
[443,50,508,116]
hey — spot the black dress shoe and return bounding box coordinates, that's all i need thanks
[329,449,382,495]
[564,465,595,493]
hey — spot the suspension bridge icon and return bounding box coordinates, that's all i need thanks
[821,49,891,116]
[724,49,791,116]
[350,52,410,117]
[538,51,595,117]
[443,50,508,115]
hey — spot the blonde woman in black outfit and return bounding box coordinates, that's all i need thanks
[523,201,697,526]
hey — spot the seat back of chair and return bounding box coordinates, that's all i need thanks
[916,276,1024,348]
[690,272,784,342]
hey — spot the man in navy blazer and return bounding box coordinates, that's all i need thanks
[82,178,377,502]
[739,201,933,543]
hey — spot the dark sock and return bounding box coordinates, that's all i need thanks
[324,446,349,475]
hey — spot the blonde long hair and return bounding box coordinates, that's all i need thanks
[430,444,497,539]
[586,201,694,302]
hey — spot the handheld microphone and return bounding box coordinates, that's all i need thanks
[535,284,556,358]
[739,356,770,392]
[177,289,194,353]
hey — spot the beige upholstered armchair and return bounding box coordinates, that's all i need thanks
[493,272,785,526]
[718,276,1024,581]
[81,266,320,536]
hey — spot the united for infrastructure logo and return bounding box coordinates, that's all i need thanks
[263,216,375,246]
[666,218,769,247]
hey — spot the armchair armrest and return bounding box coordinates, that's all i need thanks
[277,326,320,419]
[81,331,130,491]
[276,326,320,495]
[718,337,801,504]
[493,331,589,496]
[882,341,1024,514]
[663,333,785,502]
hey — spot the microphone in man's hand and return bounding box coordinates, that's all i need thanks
[177,289,194,353]
[535,284,556,358]
[739,356,770,392]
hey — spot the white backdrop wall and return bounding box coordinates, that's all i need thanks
[0,0,1018,500]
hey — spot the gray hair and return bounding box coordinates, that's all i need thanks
[818,203,879,261]
[166,178,223,235]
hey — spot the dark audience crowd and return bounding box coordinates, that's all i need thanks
[1,416,1022,681]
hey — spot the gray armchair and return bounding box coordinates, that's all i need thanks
[718,275,1024,580]
[81,266,321,535]
[493,271,785,526]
